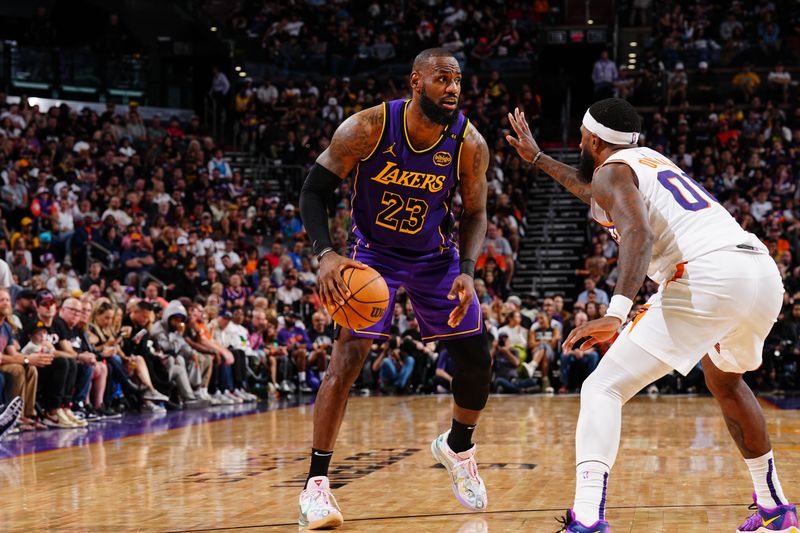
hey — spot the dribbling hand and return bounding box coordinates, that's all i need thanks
[318,252,367,309]
[505,107,540,163]
[447,274,474,328]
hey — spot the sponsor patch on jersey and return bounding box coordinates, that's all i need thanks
[432,151,452,167]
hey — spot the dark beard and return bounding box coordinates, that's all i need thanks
[578,149,596,183]
[419,88,459,126]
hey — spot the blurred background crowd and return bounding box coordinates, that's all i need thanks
[0,0,796,432]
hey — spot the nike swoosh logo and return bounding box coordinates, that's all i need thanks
[313,452,333,457]
[763,515,780,527]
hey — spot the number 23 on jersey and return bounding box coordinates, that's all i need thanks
[375,191,430,234]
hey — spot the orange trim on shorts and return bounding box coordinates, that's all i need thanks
[628,304,650,333]
[666,261,688,287]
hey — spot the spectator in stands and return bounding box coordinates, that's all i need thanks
[87,299,167,411]
[372,336,414,394]
[558,311,599,393]
[52,297,102,423]
[147,300,200,405]
[208,149,232,179]
[276,310,312,393]
[0,288,50,430]
[731,65,761,101]
[592,50,618,99]
[529,311,559,393]
[576,278,610,306]
[767,63,792,103]
[666,62,688,107]
[479,222,514,279]
[210,309,256,402]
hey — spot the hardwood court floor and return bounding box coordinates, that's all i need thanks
[0,394,798,532]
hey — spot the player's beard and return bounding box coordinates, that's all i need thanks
[578,148,596,183]
[419,87,460,126]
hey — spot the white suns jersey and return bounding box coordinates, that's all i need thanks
[590,146,766,285]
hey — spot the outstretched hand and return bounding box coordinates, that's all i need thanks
[505,107,540,163]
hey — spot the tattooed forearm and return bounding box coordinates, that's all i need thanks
[537,154,592,205]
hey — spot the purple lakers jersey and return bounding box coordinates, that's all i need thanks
[350,99,469,254]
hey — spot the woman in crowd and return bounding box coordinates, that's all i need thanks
[87,300,169,410]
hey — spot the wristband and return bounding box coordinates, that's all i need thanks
[316,247,335,261]
[605,294,633,322]
[459,259,475,278]
[531,150,544,168]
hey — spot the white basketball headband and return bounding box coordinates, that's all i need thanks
[582,109,640,145]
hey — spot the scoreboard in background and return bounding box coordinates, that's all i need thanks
[546,26,610,45]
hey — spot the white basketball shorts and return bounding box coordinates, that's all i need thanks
[622,247,784,375]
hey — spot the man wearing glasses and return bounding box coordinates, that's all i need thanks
[52,297,103,424]
[18,292,86,428]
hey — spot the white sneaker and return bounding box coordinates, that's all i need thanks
[521,361,537,378]
[143,389,169,402]
[207,392,221,405]
[213,391,234,405]
[431,430,488,511]
[62,408,88,428]
[225,390,244,404]
[236,389,257,402]
[298,476,344,530]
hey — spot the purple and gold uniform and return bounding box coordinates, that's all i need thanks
[347,99,482,341]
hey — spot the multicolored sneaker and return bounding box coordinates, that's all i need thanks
[554,509,611,533]
[431,430,488,511]
[737,492,798,532]
[298,476,343,530]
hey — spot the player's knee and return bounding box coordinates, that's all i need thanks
[444,331,492,411]
[704,370,741,399]
[580,369,623,404]
[443,331,492,372]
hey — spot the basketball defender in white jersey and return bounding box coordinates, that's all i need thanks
[507,98,797,533]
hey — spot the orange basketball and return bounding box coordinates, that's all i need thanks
[326,266,390,330]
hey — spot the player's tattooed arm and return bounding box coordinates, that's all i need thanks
[316,104,384,178]
[591,163,653,300]
[506,107,592,205]
[535,155,593,206]
[458,124,490,264]
[446,124,489,328]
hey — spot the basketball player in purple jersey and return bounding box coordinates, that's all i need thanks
[297,49,493,529]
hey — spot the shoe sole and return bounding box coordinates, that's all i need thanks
[299,510,344,530]
[0,397,23,438]
[430,436,487,511]
[736,526,800,533]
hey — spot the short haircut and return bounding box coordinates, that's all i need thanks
[412,48,456,71]
[588,98,641,136]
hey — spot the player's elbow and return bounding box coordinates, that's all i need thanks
[630,227,655,251]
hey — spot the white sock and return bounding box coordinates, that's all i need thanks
[745,450,788,507]
[299,371,306,382]
[573,461,610,525]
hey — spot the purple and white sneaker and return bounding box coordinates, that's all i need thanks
[555,509,611,533]
[737,493,798,532]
